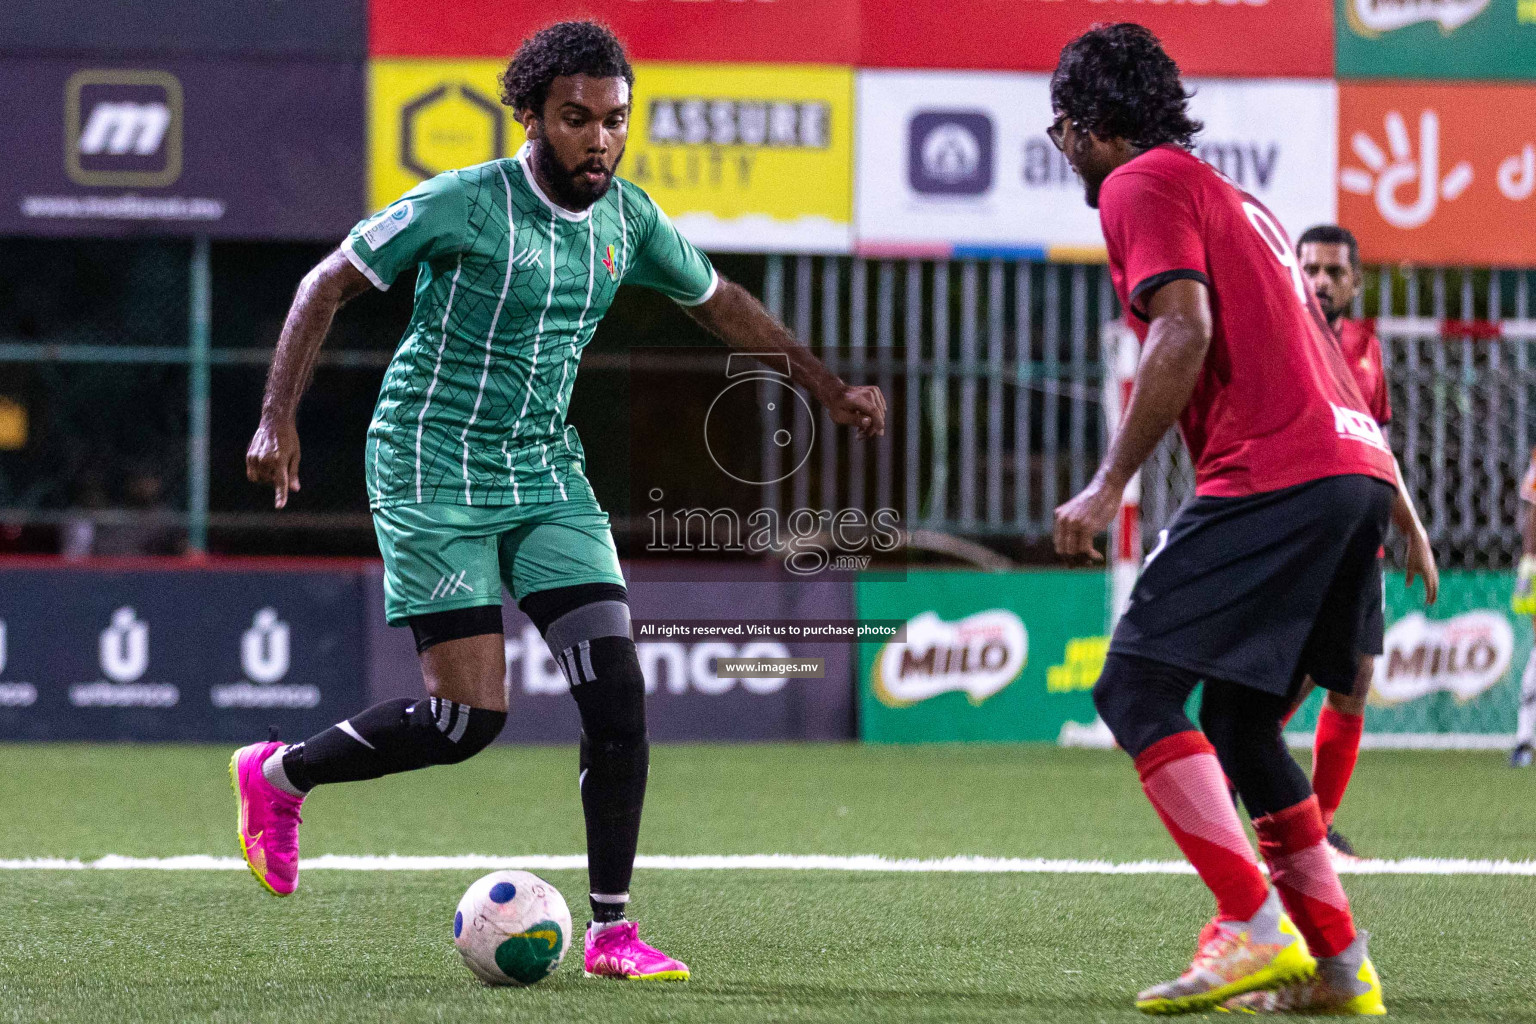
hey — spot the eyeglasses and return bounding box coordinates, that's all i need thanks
[1047,112,1073,152]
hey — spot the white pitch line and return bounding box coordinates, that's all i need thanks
[0,854,1532,876]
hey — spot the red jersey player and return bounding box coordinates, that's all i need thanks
[1049,25,1422,1015]
[1291,225,1438,858]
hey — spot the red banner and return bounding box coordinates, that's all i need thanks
[370,0,860,64]
[1339,83,1536,266]
[371,0,1331,77]
[858,0,1332,76]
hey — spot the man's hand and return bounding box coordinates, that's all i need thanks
[1404,525,1439,606]
[246,416,302,508]
[1054,471,1125,562]
[687,278,887,441]
[821,383,886,440]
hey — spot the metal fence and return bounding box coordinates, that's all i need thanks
[1135,267,1536,571]
[3,241,1535,567]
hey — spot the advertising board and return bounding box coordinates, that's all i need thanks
[1288,571,1527,744]
[0,565,369,742]
[0,58,364,240]
[369,0,1329,76]
[856,571,1105,743]
[367,562,857,742]
[859,0,1333,76]
[1338,83,1536,265]
[370,59,854,252]
[370,0,858,64]
[855,71,1336,258]
[1336,0,1536,80]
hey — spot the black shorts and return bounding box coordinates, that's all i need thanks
[1109,473,1393,698]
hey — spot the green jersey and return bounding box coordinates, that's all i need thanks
[343,144,717,509]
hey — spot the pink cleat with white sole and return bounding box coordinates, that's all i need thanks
[583,922,690,981]
[229,741,304,897]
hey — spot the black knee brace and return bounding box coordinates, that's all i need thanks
[284,696,506,788]
[1198,680,1311,819]
[1092,652,1203,758]
[522,583,649,900]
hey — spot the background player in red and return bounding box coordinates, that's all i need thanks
[1050,25,1401,1014]
[1292,225,1438,857]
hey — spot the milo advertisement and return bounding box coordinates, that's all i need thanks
[856,571,1105,742]
[1290,570,1526,743]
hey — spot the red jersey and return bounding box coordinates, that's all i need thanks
[1099,145,1397,497]
[1337,318,1391,426]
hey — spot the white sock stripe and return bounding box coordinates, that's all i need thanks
[447,705,471,744]
[578,640,595,684]
[589,892,630,903]
[336,720,375,750]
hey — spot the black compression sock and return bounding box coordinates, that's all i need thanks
[281,697,505,790]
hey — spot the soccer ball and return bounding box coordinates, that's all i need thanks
[453,870,573,986]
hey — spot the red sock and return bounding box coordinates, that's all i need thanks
[1135,731,1269,922]
[1312,707,1364,826]
[1254,796,1357,957]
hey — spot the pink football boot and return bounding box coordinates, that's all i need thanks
[229,741,304,896]
[583,922,690,981]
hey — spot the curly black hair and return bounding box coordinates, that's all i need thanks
[1049,24,1202,151]
[499,20,634,117]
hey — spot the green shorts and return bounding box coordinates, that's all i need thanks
[372,500,624,625]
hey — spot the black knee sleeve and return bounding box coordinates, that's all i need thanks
[1092,653,1203,758]
[1199,680,1311,819]
[285,696,505,788]
[525,583,650,903]
[571,636,649,765]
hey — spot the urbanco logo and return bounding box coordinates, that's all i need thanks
[505,625,793,697]
[99,606,148,683]
[241,608,290,683]
[72,606,178,707]
[212,608,319,709]
[872,609,1027,708]
[0,618,37,708]
[1340,110,1473,230]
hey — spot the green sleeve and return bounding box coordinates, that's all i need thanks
[620,184,718,306]
[342,172,468,291]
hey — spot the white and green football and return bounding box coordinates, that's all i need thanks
[453,870,572,986]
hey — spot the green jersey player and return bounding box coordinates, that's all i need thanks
[233,21,885,980]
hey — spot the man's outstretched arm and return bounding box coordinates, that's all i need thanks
[1054,277,1212,560]
[684,276,886,439]
[246,249,372,507]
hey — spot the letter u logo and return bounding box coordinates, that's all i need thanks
[241,608,290,684]
[100,607,148,683]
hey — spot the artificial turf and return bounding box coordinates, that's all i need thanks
[0,743,1531,1023]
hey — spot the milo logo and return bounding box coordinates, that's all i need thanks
[871,609,1027,708]
[1373,610,1513,705]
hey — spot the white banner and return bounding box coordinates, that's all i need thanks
[854,71,1337,257]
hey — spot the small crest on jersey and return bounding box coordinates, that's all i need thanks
[602,243,617,281]
[361,199,414,250]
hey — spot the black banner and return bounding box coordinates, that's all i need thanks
[0,565,369,742]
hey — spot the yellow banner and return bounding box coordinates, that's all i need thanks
[369,59,852,252]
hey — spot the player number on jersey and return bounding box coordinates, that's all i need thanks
[1240,201,1307,306]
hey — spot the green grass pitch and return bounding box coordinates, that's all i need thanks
[0,743,1531,1023]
